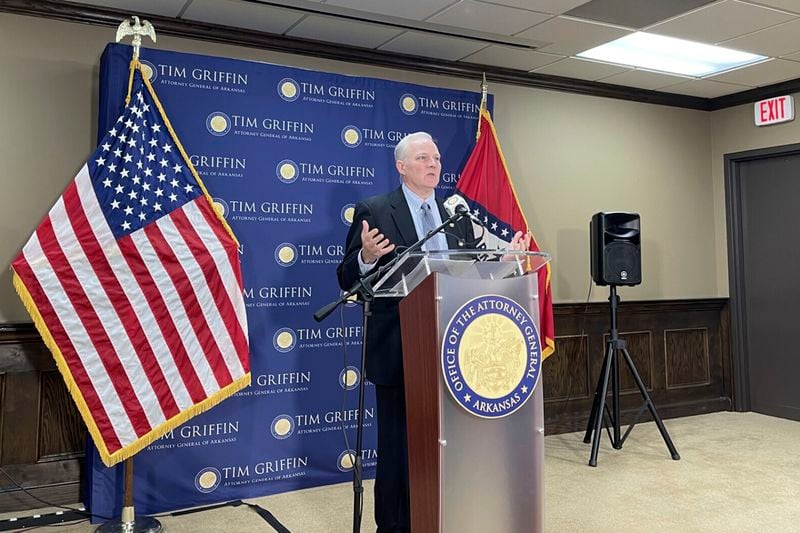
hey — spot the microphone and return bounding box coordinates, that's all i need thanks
[444,194,484,226]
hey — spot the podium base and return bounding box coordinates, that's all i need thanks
[95,517,162,533]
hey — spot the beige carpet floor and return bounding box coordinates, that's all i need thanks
[3,411,798,532]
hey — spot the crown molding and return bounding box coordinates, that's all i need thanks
[2,0,796,111]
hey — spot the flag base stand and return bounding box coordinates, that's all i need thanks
[95,458,162,533]
[94,514,162,533]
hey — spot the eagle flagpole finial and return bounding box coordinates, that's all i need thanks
[116,15,157,62]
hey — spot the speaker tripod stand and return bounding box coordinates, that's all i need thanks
[584,285,681,466]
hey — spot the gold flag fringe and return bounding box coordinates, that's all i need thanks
[14,269,251,466]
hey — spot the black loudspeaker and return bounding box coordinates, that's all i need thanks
[590,212,641,286]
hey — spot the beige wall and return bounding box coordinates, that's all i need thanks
[710,95,800,297]
[0,12,721,322]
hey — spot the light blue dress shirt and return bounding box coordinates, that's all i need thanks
[358,184,448,273]
[400,183,448,252]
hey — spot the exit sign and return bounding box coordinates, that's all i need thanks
[754,95,794,126]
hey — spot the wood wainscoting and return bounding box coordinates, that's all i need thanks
[0,323,85,512]
[0,298,731,511]
[544,298,732,434]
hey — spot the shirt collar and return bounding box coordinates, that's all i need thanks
[401,182,433,212]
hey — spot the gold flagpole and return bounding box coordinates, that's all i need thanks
[97,18,163,533]
[477,72,488,140]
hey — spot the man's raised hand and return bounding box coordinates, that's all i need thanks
[360,220,396,264]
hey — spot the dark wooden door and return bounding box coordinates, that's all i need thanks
[738,153,800,421]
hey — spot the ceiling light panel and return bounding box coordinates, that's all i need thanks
[578,32,767,76]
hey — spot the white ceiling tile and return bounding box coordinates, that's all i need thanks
[706,58,800,85]
[323,0,458,21]
[476,0,591,15]
[515,16,632,55]
[378,31,487,61]
[182,0,303,34]
[646,0,796,44]
[784,51,800,61]
[428,1,551,35]
[79,0,187,17]
[286,15,402,48]
[721,18,800,57]
[599,69,694,90]
[659,78,753,97]
[460,45,562,70]
[532,57,631,80]
[744,1,800,15]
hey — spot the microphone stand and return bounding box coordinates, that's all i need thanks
[313,209,467,533]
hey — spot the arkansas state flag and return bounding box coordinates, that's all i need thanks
[456,108,555,359]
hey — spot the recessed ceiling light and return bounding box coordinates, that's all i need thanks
[577,32,767,77]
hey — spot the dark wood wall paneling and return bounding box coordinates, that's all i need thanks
[0,298,731,511]
[0,324,85,513]
[543,298,732,434]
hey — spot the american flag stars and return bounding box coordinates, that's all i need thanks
[91,90,201,239]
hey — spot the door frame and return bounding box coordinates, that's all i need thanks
[724,142,800,411]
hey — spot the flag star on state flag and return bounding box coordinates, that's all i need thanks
[11,62,250,466]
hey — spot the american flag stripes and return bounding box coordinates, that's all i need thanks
[11,63,250,466]
[456,108,555,360]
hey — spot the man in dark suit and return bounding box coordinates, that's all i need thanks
[336,131,475,532]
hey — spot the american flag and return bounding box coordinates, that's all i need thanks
[11,65,250,466]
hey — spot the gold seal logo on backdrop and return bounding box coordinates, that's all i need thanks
[211,197,229,219]
[399,93,418,115]
[276,159,299,183]
[272,327,297,353]
[270,414,295,439]
[337,450,356,472]
[206,111,231,136]
[210,116,226,131]
[339,366,360,390]
[274,242,298,267]
[194,467,221,493]
[140,60,157,82]
[341,204,355,226]
[278,78,300,102]
[341,125,362,148]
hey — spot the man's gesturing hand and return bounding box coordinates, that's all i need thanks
[502,230,532,262]
[360,220,396,264]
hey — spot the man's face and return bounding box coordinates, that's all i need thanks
[396,138,441,196]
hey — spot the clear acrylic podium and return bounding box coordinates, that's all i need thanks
[374,250,550,533]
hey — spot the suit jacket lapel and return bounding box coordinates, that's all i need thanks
[389,187,419,247]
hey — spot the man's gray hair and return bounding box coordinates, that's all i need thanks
[394,131,434,162]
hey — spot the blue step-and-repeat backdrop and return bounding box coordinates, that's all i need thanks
[86,43,492,518]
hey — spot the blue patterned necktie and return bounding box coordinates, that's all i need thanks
[420,202,439,251]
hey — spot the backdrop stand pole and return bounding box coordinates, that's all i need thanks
[96,457,162,533]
